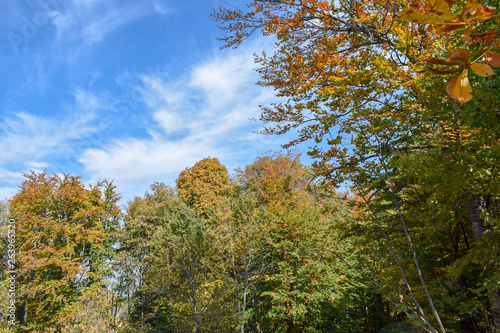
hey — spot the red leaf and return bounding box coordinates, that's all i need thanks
[426,57,462,66]
[484,51,500,67]
[449,50,472,62]
[426,66,463,75]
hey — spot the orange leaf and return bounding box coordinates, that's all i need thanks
[462,28,498,45]
[446,69,472,104]
[470,63,495,77]
[449,50,472,62]
[483,30,498,46]
[484,51,500,67]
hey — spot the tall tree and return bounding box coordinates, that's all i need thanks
[117,182,177,331]
[9,172,121,332]
[235,152,361,332]
[176,157,231,219]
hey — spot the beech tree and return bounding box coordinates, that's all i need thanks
[235,152,364,332]
[9,172,121,332]
[176,157,231,219]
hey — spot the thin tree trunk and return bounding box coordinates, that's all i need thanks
[464,192,500,332]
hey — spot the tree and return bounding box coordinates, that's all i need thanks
[176,157,231,219]
[149,199,236,332]
[120,181,236,332]
[235,152,362,332]
[213,1,500,331]
[116,182,177,331]
[8,171,121,332]
[208,190,271,333]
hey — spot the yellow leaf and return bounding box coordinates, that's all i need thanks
[470,63,495,77]
[425,0,452,15]
[484,51,500,67]
[385,180,396,188]
[446,69,472,104]
[399,9,442,24]
[463,0,483,16]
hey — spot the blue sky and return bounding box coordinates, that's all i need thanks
[0,0,311,205]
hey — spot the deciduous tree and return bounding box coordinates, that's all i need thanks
[9,172,120,332]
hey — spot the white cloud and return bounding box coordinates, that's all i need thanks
[26,161,50,169]
[152,1,169,16]
[153,110,184,135]
[0,113,81,162]
[189,52,258,109]
[0,87,103,165]
[78,40,283,197]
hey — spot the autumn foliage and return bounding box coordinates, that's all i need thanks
[399,0,500,104]
[8,172,121,332]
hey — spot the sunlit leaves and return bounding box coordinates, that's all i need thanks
[176,157,231,219]
[470,62,495,77]
[399,0,499,103]
[446,69,473,104]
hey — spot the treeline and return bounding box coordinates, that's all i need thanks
[0,150,499,332]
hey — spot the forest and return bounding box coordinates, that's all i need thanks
[1,0,500,332]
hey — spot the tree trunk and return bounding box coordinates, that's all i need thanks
[465,193,490,241]
[286,317,294,333]
[464,192,500,332]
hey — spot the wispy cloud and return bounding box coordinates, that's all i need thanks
[53,0,156,56]
[0,111,96,163]
[0,89,103,197]
[78,41,283,201]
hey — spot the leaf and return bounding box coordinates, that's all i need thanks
[327,136,342,145]
[449,50,472,62]
[462,0,483,17]
[463,0,496,22]
[462,27,498,45]
[436,23,466,33]
[470,63,495,77]
[398,9,442,24]
[426,57,462,66]
[385,180,396,188]
[461,25,475,44]
[426,66,463,75]
[425,0,452,15]
[484,51,500,67]
[446,69,473,104]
